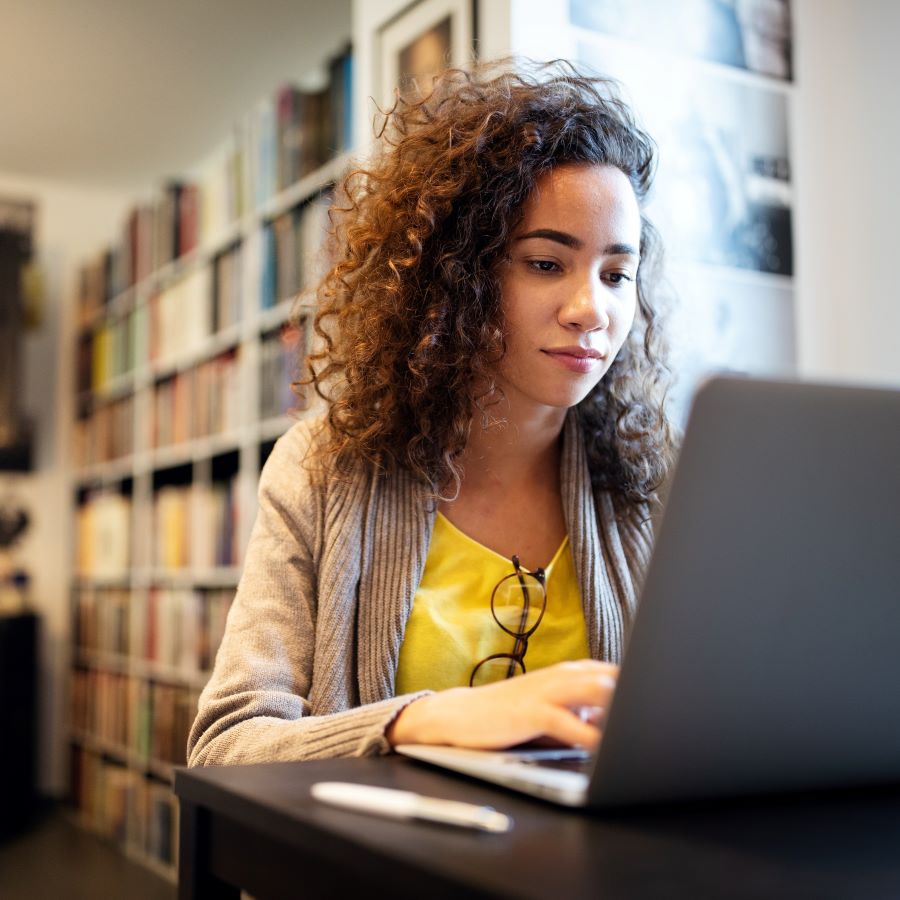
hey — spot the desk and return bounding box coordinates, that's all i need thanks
[174,756,900,900]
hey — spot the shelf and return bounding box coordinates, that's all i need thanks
[131,567,242,588]
[72,567,241,589]
[257,297,300,334]
[93,371,136,403]
[70,730,176,783]
[77,150,351,340]
[144,322,243,383]
[74,455,136,486]
[146,430,244,470]
[200,218,244,262]
[79,287,137,335]
[73,573,132,589]
[75,649,213,690]
[67,58,353,885]
[258,151,352,223]
[258,413,298,443]
[75,649,131,675]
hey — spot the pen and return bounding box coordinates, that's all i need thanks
[310,781,514,833]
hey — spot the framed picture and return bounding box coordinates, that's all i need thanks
[571,0,793,81]
[578,37,793,276]
[378,0,476,107]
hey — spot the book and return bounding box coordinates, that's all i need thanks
[260,320,309,419]
[76,490,132,577]
[212,245,242,333]
[328,44,354,156]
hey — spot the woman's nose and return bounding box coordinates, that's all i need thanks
[560,275,610,332]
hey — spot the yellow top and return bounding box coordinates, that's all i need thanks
[395,512,591,694]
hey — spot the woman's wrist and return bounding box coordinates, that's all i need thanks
[386,689,465,746]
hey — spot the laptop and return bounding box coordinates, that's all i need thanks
[397,375,900,807]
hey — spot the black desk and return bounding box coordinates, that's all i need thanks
[174,756,900,900]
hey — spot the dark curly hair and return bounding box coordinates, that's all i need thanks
[301,60,674,505]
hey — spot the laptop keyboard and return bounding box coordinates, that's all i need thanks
[511,749,593,775]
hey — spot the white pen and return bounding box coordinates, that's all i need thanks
[310,781,513,833]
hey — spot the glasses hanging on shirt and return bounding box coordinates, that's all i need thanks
[469,555,547,687]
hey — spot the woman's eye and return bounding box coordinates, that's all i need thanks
[604,271,634,286]
[528,259,560,273]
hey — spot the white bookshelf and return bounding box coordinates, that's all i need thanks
[68,119,350,878]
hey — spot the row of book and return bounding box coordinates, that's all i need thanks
[74,394,134,469]
[76,304,143,396]
[74,344,244,467]
[260,189,332,310]
[148,266,212,368]
[76,489,131,577]
[153,479,240,571]
[152,349,241,448]
[75,180,201,330]
[71,669,199,767]
[70,747,178,867]
[74,586,233,674]
[90,307,142,391]
[76,190,331,398]
[79,250,242,398]
[260,321,309,420]
[76,476,239,577]
[74,44,352,326]
[212,244,242,333]
[255,46,352,207]
[198,44,352,242]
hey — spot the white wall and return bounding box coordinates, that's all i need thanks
[0,172,131,794]
[792,0,900,386]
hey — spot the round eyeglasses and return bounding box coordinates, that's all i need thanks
[469,555,547,688]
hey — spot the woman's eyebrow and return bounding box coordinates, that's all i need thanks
[516,229,639,258]
[517,228,582,248]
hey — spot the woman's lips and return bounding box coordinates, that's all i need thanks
[542,347,605,374]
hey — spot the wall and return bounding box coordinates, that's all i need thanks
[0,173,131,794]
[792,0,900,385]
[509,0,900,388]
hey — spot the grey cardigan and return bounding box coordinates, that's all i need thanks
[187,412,653,766]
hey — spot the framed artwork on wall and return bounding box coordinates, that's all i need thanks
[571,0,793,81]
[378,0,476,107]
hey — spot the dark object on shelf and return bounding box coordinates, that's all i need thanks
[0,199,35,472]
[0,420,33,472]
[0,612,39,838]
[0,498,29,549]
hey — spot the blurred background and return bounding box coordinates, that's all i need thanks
[0,0,898,895]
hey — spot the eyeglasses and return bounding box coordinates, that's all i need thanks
[469,555,547,687]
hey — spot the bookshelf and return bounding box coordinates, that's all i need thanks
[67,46,352,881]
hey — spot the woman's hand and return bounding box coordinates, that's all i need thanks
[386,660,618,750]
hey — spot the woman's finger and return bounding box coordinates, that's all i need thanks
[541,668,617,709]
[538,705,601,749]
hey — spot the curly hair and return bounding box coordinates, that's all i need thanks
[301,60,674,505]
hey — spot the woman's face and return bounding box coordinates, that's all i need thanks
[495,163,642,420]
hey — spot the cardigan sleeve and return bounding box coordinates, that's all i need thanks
[187,421,429,766]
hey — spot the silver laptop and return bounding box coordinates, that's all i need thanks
[397,375,900,807]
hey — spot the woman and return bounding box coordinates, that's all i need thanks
[188,61,673,766]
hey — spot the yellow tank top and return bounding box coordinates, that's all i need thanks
[395,512,590,694]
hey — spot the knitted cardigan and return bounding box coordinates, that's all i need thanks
[187,411,653,766]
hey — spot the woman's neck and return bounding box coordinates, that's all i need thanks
[456,403,567,493]
[437,402,569,569]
